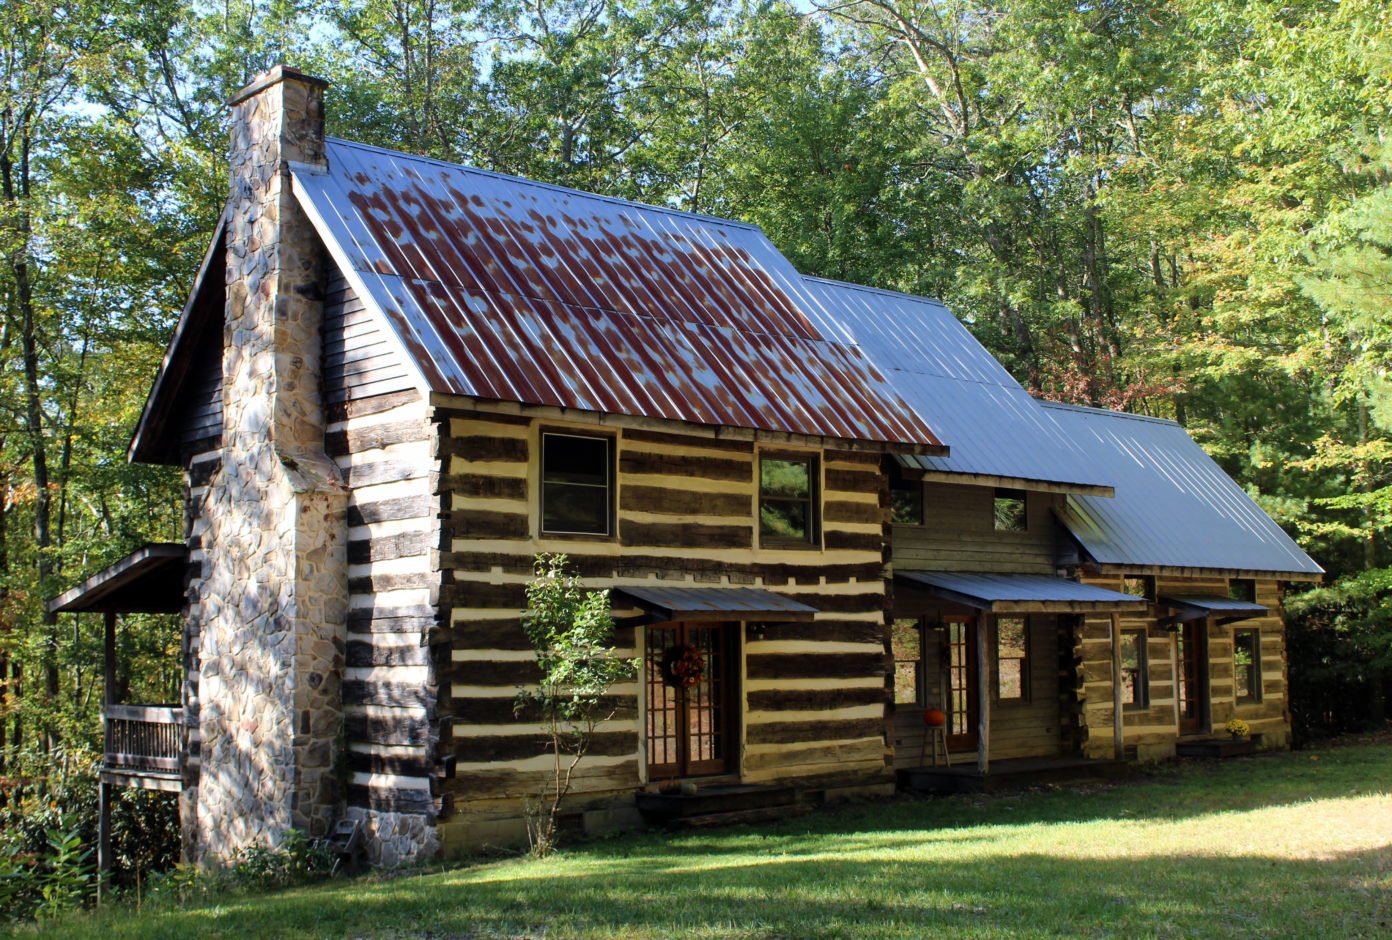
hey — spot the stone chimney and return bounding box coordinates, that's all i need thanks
[192,66,348,864]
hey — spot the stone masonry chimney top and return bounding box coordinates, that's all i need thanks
[228,65,330,107]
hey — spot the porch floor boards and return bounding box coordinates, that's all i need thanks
[899,755,1130,795]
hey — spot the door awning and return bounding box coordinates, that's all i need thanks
[895,571,1149,614]
[611,586,818,624]
[47,543,187,615]
[1159,595,1268,628]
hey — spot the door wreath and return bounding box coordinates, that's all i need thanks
[661,644,706,688]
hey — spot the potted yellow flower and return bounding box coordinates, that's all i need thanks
[1225,718,1250,740]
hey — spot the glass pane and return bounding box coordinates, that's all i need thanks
[760,499,808,541]
[543,434,608,487]
[1234,630,1258,699]
[761,458,810,499]
[894,662,919,704]
[993,494,1026,531]
[892,619,921,660]
[1120,632,1143,706]
[1229,579,1256,603]
[999,659,1022,700]
[997,618,1026,657]
[891,485,922,525]
[1122,576,1154,600]
[543,482,609,534]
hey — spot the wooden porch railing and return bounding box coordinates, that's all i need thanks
[103,704,182,775]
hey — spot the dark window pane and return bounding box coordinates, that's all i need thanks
[761,458,810,499]
[543,434,609,487]
[760,500,808,541]
[541,434,610,534]
[1121,630,1147,708]
[892,619,921,660]
[996,616,1028,701]
[1228,579,1256,603]
[892,485,922,525]
[993,489,1026,531]
[1234,629,1260,701]
[1122,576,1155,601]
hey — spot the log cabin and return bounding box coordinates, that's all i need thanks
[47,66,1321,868]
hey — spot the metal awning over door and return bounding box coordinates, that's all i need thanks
[612,586,818,624]
[895,571,1148,614]
[1159,595,1268,628]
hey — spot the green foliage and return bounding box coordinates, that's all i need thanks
[516,554,637,856]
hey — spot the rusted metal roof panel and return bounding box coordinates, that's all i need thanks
[291,140,943,449]
[801,278,1111,490]
[1047,404,1324,577]
[612,586,818,622]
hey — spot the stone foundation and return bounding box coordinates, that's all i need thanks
[347,808,440,868]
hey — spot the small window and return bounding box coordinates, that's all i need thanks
[760,455,818,545]
[891,482,923,526]
[996,616,1029,701]
[1229,579,1256,604]
[1120,629,1149,709]
[892,618,922,705]
[1122,575,1156,603]
[1234,628,1261,702]
[993,488,1026,531]
[541,432,613,536]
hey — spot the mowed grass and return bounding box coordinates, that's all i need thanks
[28,741,1392,939]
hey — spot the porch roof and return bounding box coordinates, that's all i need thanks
[895,571,1148,614]
[47,544,187,615]
[611,585,818,623]
[1159,595,1269,627]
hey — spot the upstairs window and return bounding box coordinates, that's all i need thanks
[1120,629,1149,709]
[993,488,1027,531]
[1122,575,1157,603]
[540,432,613,536]
[760,455,818,545]
[891,481,923,526]
[1234,629,1262,702]
[1228,578,1256,604]
[996,616,1030,702]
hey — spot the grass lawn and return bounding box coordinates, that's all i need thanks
[26,741,1392,939]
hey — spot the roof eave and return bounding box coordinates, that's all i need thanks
[904,463,1114,497]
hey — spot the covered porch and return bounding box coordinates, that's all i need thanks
[47,543,188,881]
[891,571,1147,790]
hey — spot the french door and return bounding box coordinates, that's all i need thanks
[1177,620,1208,735]
[645,622,734,778]
[944,616,979,752]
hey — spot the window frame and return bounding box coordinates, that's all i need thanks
[1120,628,1150,711]
[994,615,1030,703]
[1234,627,1262,703]
[1228,578,1257,604]
[992,488,1028,532]
[891,480,924,526]
[539,430,615,538]
[1121,574,1157,604]
[891,617,924,706]
[758,452,820,548]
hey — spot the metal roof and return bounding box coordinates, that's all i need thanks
[895,571,1147,613]
[1046,404,1324,577]
[801,277,1111,492]
[1160,595,1269,625]
[48,544,188,614]
[611,586,818,622]
[289,140,944,450]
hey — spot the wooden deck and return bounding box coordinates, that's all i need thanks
[899,755,1129,794]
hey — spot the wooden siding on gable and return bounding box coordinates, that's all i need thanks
[434,408,894,841]
[893,482,1062,575]
[322,266,415,405]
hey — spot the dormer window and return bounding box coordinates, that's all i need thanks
[993,488,1026,531]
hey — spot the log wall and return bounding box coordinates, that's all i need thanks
[1076,573,1291,760]
[434,406,894,852]
[892,482,1062,574]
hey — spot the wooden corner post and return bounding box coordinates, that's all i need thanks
[1110,612,1124,760]
[976,614,990,775]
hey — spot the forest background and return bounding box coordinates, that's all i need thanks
[0,0,1389,889]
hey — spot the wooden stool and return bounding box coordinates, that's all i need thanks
[921,723,951,768]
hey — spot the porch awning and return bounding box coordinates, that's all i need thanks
[1159,595,1268,627]
[611,586,818,623]
[895,571,1149,614]
[47,543,187,615]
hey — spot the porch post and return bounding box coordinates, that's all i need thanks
[976,613,990,775]
[97,780,111,903]
[103,610,117,707]
[99,609,115,898]
[1110,612,1124,760]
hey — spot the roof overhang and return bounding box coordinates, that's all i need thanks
[612,586,818,626]
[1086,561,1323,584]
[1158,595,1269,629]
[898,460,1114,498]
[47,544,188,615]
[895,571,1148,614]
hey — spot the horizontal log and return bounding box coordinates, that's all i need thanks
[822,530,883,553]
[746,652,885,681]
[622,427,752,453]
[445,658,543,686]
[347,606,438,634]
[441,551,882,585]
[348,530,431,565]
[824,468,878,493]
[747,687,886,712]
[437,408,533,428]
[348,571,436,594]
[619,452,751,482]
[441,474,528,500]
[450,695,637,725]
[445,760,639,802]
[442,508,530,540]
[440,580,527,610]
[758,620,886,645]
[346,641,431,668]
[348,494,434,527]
[453,730,634,763]
[746,717,884,746]
[343,680,433,709]
[441,435,529,462]
[346,783,433,815]
[345,712,433,747]
[345,459,424,488]
[823,500,885,525]
[325,389,422,423]
[619,485,750,517]
[188,460,218,489]
[347,751,435,779]
[824,450,882,468]
[327,419,427,455]
[446,617,530,650]
[798,591,883,615]
[619,520,752,549]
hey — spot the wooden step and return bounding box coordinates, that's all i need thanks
[1176,737,1255,759]
[663,803,814,829]
[636,784,798,821]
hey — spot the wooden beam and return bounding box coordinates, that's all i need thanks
[1110,612,1124,761]
[97,780,111,902]
[976,614,990,776]
[104,610,117,708]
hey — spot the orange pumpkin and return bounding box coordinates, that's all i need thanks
[923,707,947,728]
